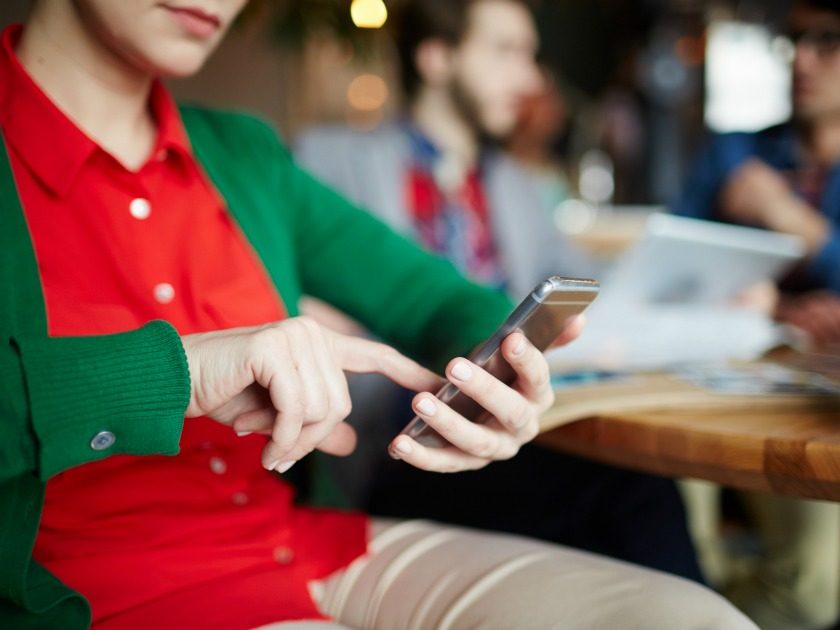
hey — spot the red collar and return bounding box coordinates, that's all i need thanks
[0,24,193,197]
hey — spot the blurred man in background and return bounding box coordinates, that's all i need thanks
[673,1,840,627]
[296,0,705,583]
[674,0,840,346]
[299,0,591,298]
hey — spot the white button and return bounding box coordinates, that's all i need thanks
[273,546,295,565]
[231,492,249,506]
[153,283,175,304]
[209,456,227,475]
[129,198,151,220]
[90,430,116,451]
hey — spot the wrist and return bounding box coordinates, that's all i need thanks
[801,215,830,255]
[180,334,201,417]
[765,196,829,254]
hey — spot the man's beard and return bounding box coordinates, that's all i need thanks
[449,76,506,149]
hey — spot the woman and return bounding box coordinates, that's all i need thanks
[0,1,754,628]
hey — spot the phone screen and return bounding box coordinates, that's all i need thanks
[392,276,599,451]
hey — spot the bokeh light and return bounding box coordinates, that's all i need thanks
[351,0,388,29]
[347,73,389,111]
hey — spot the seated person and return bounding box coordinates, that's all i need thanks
[671,1,840,626]
[672,0,840,346]
[297,0,705,582]
[0,1,760,629]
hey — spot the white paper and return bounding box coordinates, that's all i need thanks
[548,301,787,372]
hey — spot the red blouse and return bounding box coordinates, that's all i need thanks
[0,25,367,629]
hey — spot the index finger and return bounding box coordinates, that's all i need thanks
[334,335,442,393]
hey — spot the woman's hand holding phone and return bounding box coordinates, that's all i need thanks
[184,277,592,475]
[388,315,585,472]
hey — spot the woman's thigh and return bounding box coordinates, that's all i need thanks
[310,519,756,630]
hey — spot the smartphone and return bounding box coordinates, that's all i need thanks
[391,276,599,453]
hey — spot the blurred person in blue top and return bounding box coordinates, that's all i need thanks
[673,0,840,346]
[673,2,840,627]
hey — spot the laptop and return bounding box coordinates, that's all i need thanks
[599,213,805,306]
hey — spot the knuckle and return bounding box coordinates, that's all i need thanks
[306,399,329,422]
[280,400,305,426]
[297,315,320,334]
[336,397,353,419]
[521,421,539,442]
[531,366,550,391]
[540,388,556,411]
[472,435,497,459]
[503,443,521,460]
[377,346,401,371]
[506,399,532,430]
[250,327,280,354]
[287,319,307,336]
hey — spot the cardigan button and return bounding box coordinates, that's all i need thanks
[129,198,151,220]
[90,431,116,451]
[209,456,227,475]
[153,282,175,304]
[273,546,295,565]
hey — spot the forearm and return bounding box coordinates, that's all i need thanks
[762,196,830,255]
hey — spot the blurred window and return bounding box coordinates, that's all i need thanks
[705,21,793,132]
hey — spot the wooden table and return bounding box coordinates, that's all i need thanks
[536,371,840,501]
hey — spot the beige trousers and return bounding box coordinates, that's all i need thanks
[681,480,840,630]
[261,519,755,630]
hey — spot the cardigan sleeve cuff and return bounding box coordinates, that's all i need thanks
[15,321,190,480]
[807,229,840,292]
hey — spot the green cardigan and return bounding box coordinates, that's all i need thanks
[0,107,512,628]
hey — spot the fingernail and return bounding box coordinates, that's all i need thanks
[394,439,413,455]
[264,458,281,471]
[417,397,437,416]
[275,461,295,474]
[236,431,252,437]
[512,336,526,356]
[451,361,472,381]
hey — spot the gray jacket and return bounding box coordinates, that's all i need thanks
[294,122,592,300]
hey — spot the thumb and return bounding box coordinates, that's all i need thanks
[316,422,357,457]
